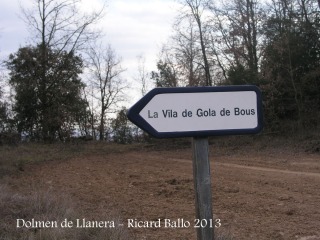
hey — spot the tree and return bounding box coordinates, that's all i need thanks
[13,0,104,141]
[135,55,151,96]
[0,89,9,133]
[151,60,179,88]
[78,85,97,139]
[179,0,212,86]
[21,0,104,54]
[7,45,87,140]
[0,81,12,134]
[171,18,205,86]
[159,0,320,133]
[111,108,135,144]
[0,63,7,133]
[87,44,127,141]
[261,0,320,130]
[208,0,265,85]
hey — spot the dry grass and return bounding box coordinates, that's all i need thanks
[0,183,132,240]
[0,143,138,239]
[0,142,145,178]
[0,143,82,177]
[0,182,234,240]
[215,229,235,240]
[0,141,161,178]
[3,134,317,178]
[0,141,240,239]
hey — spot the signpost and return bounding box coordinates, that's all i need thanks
[127,86,262,138]
[127,85,263,239]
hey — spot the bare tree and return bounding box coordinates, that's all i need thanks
[20,0,105,54]
[208,0,265,79]
[179,0,212,86]
[171,18,204,86]
[87,44,127,141]
[135,55,150,96]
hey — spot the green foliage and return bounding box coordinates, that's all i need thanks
[6,45,87,141]
[0,101,8,132]
[0,78,16,136]
[227,64,259,86]
[111,108,140,144]
[260,0,320,130]
[151,60,178,87]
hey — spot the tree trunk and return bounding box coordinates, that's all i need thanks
[99,107,105,141]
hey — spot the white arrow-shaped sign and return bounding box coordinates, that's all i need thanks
[127,86,263,138]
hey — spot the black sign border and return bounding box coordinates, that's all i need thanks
[127,85,263,138]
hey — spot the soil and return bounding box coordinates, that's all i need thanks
[6,143,320,240]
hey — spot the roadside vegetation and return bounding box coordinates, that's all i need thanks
[0,183,132,240]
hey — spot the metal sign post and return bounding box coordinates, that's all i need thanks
[127,86,263,240]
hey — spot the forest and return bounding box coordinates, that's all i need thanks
[0,0,319,144]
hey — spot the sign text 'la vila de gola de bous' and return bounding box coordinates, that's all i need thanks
[127,85,263,138]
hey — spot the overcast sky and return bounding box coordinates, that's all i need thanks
[0,0,180,105]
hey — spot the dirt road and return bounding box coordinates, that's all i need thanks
[7,144,320,240]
